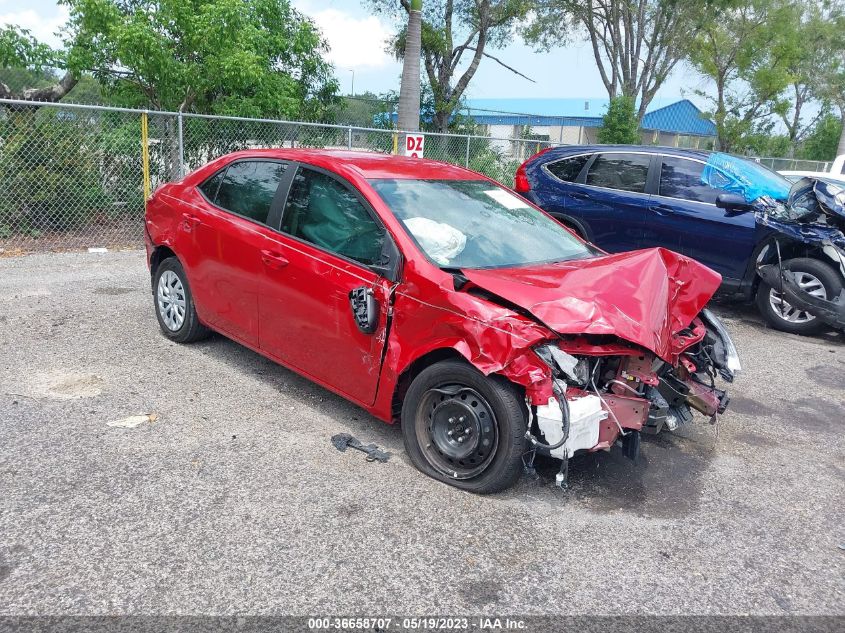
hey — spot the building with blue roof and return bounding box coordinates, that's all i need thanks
[463,98,716,149]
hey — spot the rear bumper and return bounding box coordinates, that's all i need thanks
[143,222,154,270]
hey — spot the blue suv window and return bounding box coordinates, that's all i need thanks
[659,156,721,204]
[546,154,591,183]
[586,153,650,193]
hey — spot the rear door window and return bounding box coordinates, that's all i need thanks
[659,156,721,204]
[586,153,651,193]
[208,160,287,225]
[545,154,591,183]
[281,168,385,266]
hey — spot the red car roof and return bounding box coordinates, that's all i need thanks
[212,148,485,181]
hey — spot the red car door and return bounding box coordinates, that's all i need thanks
[258,165,394,405]
[179,159,289,347]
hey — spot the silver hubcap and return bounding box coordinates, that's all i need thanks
[157,270,186,331]
[769,272,826,324]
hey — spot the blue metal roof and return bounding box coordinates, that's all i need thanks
[640,100,716,136]
[462,98,716,137]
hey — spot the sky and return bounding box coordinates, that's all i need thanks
[1,0,712,109]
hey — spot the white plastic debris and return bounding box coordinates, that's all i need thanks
[403,217,466,265]
[537,394,607,459]
[88,247,109,253]
[548,346,580,382]
[106,413,159,428]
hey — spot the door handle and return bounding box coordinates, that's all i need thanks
[181,213,202,231]
[260,249,289,269]
[570,191,590,201]
[649,204,674,216]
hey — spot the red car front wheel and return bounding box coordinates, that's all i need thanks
[401,360,527,494]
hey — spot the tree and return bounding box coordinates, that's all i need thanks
[597,95,639,144]
[805,1,845,157]
[62,0,337,120]
[780,0,845,156]
[397,0,422,132]
[524,0,710,120]
[0,26,77,102]
[798,113,843,161]
[688,0,803,152]
[373,0,532,133]
[331,92,394,127]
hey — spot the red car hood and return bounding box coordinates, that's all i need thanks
[461,248,722,361]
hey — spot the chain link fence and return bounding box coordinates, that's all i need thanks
[0,97,835,254]
[754,156,833,172]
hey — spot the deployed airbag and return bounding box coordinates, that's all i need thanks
[403,217,467,265]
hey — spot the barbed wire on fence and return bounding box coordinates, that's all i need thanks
[0,97,834,253]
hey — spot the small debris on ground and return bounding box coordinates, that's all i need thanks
[106,413,159,428]
[331,433,391,463]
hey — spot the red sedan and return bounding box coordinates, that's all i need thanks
[144,150,740,493]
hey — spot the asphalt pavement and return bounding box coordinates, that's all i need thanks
[0,250,842,615]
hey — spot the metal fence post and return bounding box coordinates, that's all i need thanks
[177,112,185,177]
[141,111,151,209]
[347,126,353,150]
[465,135,471,167]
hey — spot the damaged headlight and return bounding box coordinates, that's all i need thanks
[700,309,742,375]
[534,344,590,386]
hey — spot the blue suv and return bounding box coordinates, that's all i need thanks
[515,145,845,335]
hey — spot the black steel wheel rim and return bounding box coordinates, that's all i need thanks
[416,384,499,480]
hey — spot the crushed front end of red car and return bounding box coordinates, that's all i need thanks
[388,247,740,487]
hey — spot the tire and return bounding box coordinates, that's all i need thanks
[401,360,527,494]
[755,257,842,335]
[153,257,210,343]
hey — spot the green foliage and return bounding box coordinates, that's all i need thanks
[0,67,56,94]
[597,96,639,144]
[62,0,338,119]
[65,74,104,104]
[0,67,104,103]
[0,109,110,235]
[331,92,395,128]
[689,0,804,152]
[467,147,522,184]
[744,132,792,158]
[797,113,844,161]
[0,26,59,70]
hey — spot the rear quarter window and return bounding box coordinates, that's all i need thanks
[199,170,224,202]
[545,154,591,183]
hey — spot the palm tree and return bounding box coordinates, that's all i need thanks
[397,0,422,133]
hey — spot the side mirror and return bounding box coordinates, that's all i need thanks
[715,193,753,214]
[369,236,402,282]
[349,287,379,334]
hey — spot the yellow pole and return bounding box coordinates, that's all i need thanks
[392,131,398,155]
[141,112,151,210]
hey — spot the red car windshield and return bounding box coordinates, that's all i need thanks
[369,179,593,269]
